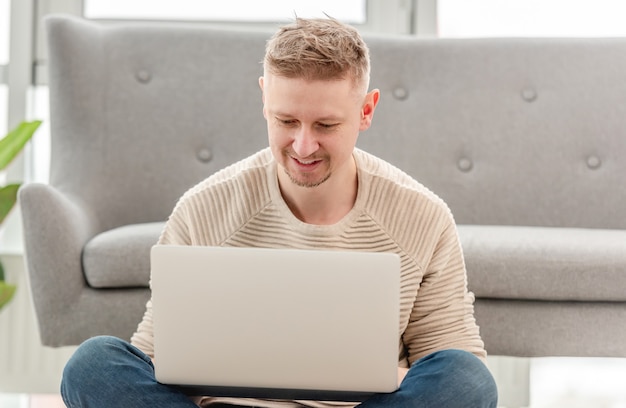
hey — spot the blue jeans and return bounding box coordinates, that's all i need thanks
[61,336,497,407]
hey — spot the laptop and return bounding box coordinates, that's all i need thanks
[150,245,400,402]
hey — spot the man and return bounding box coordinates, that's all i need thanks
[61,17,498,408]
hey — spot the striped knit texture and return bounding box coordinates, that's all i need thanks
[131,148,486,408]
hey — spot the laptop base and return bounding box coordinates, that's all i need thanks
[165,383,391,402]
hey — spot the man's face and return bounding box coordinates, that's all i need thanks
[260,73,378,190]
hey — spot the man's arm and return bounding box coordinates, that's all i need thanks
[402,221,486,366]
[398,367,409,386]
[130,202,192,358]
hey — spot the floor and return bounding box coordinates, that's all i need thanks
[528,357,626,408]
[0,394,64,408]
[2,392,626,408]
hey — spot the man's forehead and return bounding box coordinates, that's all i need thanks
[265,71,364,91]
[264,75,365,106]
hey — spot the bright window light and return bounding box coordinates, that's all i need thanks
[84,0,366,24]
[0,85,8,183]
[0,0,9,65]
[438,0,626,37]
[28,87,50,184]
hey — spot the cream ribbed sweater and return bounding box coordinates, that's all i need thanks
[131,148,486,408]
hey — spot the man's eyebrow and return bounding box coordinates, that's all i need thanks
[316,116,343,122]
[270,111,343,122]
[270,111,294,118]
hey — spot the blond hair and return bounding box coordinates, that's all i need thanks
[264,17,371,92]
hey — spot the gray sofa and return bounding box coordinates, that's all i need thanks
[20,15,626,357]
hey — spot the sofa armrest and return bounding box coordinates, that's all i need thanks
[18,183,98,340]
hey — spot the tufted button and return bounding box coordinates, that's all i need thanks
[521,87,537,102]
[392,87,409,101]
[457,157,473,172]
[196,148,213,163]
[586,155,601,170]
[136,70,152,84]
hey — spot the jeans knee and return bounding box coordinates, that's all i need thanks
[434,349,498,407]
[360,349,498,408]
[63,336,130,387]
[77,335,124,354]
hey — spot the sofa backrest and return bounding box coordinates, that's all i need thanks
[46,15,626,232]
[46,16,269,233]
[363,36,626,229]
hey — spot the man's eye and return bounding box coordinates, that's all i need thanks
[318,123,338,130]
[278,118,296,126]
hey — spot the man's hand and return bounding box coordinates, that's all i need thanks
[398,367,409,386]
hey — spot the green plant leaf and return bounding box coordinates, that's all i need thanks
[0,259,5,281]
[0,280,16,311]
[0,183,20,225]
[0,120,42,171]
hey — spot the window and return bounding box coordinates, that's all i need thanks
[0,85,7,177]
[0,0,9,135]
[84,0,367,24]
[438,0,626,37]
[0,0,8,65]
[27,87,50,184]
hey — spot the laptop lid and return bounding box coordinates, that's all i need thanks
[151,245,400,402]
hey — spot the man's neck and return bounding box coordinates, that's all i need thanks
[278,167,358,226]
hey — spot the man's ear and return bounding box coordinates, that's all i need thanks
[259,76,267,118]
[360,89,380,131]
[259,76,265,102]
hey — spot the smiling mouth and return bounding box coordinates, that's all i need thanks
[294,158,320,166]
[292,156,322,167]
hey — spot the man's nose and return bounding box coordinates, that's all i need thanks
[292,127,319,158]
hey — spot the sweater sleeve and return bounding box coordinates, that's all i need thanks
[130,203,192,358]
[401,219,487,365]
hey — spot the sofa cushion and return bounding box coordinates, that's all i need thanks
[82,221,626,302]
[459,225,626,302]
[83,222,165,288]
